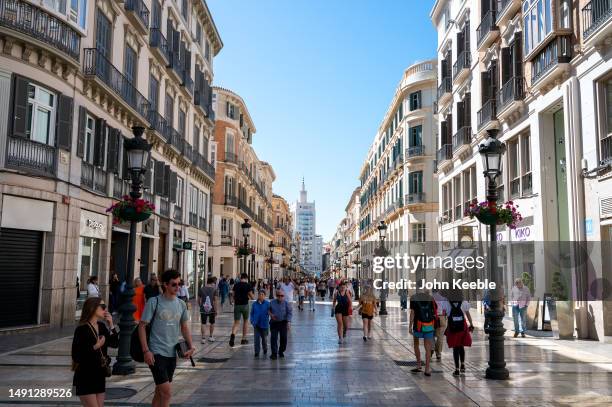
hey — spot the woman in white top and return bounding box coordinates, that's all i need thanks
[86,276,100,298]
[178,279,190,303]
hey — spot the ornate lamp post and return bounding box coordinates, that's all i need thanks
[268,240,275,299]
[479,129,509,380]
[241,219,251,279]
[113,126,151,375]
[377,220,388,316]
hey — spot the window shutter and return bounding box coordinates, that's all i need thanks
[481,71,491,102]
[166,19,173,56]
[416,90,422,109]
[76,106,86,158]
[441,121,448,145]
[154,160,165,194]
[121,137,129,179]
[12,76,29,138]
[457,100,464,129]
[465,93,471,128]
[184,50,191,73]
[106,128,120,173]
[93,118,106,167]
[56,94,73,150]
[194,69,201,104]
[170,171,178,202]
[514,32,523,78]
[490,60,498,93]
[226,101,230,117]
[163,164,171,197]
[447,113,453,142]
[501,47,511,85]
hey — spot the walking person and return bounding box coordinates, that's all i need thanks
[178,280,189,304]
[358,287,378,341]
[297,281,306,311]
[328,277,336,299]
[71,297,118,407]
[138,269,195,407]
[250,289,270,357]
[432,289,448,361]
[269,288,292,359]
[442,290,474,376]
[352,278,360,301]
[317,279,327,300]
[229,273,255,347]
[398,287,408,311]
[511,278,531,337]
[218,277,229,310]
[306,278,316,311]
[409,291,437,377]
[144,274,161,300]
[133,278,146,322]
[332,282,352,344]
[109,273,120,314]
[198,277,219,344]
[87,276,100,298]
[278,277,296,304]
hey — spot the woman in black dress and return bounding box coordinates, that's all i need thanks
[71,297,118,407]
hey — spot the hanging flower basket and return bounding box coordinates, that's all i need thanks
[107,195,155,224]
[234,245,254,257]
[465,200,523,229]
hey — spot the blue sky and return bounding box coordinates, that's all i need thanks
[207,0,437,241]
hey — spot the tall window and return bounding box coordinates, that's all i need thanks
[408,171,423,194]
[176,177,184,208]
[409,125,423,146]
[507,133,532,198]
[179,109,186,137]
[165,93,174,127]
[523,0,553,55]
[149,75,159,110]
[409,91,422,111]
[226,133,234,155]
[412,223,426,242]
[84,115,95,163]
[453,176,462,220]
[27,84,56,145]
[124,46,137,85]
[44,0,87,29]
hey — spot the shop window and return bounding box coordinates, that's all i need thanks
[78,237,100,296]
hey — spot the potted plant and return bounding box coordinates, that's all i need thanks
[234,245,254,257]
[107,195,155,224]
[465,200,523,229]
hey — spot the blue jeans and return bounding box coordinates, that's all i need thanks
[513,305,527,333]
[308,295,315,309]
[253,326,268,355]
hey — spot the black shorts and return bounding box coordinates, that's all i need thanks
[362,314,373,320]
[200,313,216,324]
[335,305,349,317]
[149,354,177,385]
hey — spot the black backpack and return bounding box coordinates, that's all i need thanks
[448,302,465,332]
[130,297,159,362]
[416,301,434,323]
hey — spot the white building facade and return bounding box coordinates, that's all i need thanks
[293,180,317,274]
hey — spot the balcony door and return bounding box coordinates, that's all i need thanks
[95,10,112,80]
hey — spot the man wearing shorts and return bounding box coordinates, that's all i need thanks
[229,273,254,347]
[409,291,437,377]
[198,277,219,343]
[139,269,194,407]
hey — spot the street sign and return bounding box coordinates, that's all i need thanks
[183,241,193,250]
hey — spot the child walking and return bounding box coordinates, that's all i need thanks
[249,289,270,357]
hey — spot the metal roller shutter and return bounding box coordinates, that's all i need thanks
[0,228,43,328]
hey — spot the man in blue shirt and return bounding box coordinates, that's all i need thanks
[268,288,293,359]
[249,289,270,357]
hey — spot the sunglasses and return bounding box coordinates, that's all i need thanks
[277,294,284,297]
[169,282,179,287]
[99,304,107,310]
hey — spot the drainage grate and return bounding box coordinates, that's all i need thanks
[106,387,137,400]
[197,357,230,363]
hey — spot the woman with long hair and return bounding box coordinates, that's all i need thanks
[71,297,118,407]
[332,282,352,344]
[358,287,378,341]
[443,289,474,376]
[133,278,145,321]
[87,276,100,298]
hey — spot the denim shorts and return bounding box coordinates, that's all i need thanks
[413,330,435,340]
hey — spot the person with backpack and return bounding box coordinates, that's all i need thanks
[358,286,378,341]
[332,281,352,344]
[442,290,474,376]
[409,290,437,376]
[198,277,219,344]
[432,289,449,361]
[250,289,270,357]
[138,269,194,407]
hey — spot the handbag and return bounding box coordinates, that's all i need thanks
[130,297,159,362]
[88,323,112,377]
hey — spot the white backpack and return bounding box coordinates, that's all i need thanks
[202,295,213,313]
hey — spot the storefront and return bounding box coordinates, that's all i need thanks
[77,210,108,315]
[0,195,52,328]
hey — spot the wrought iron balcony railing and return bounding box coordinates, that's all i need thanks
[437,76,452,99]
[195,153,215,180]
[582,0,612,39]
[452,126,472,152]
[113,177,130,199]
[436,144,452,163]
[406,145,425,158]
[125,0,149,29]
[6,136,56,176]
[453,50,471,79]
[477,98,497,130]
[601,134,612,164]
[497,76,525,111]
[0,0,80,61]
[530,36,572,85]
[167,127,184,153]
[181,70,194,95]
[81,162,106,194]
[225,151,238,163]
[477,9,497,47]
[147,109,168,141]
[406,192,426,204]
[173,205,183,223]
[159,198,170,217]
[83,48,150,121]
[224,194,238,207]
[149,28,170,63]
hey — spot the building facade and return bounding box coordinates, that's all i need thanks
[292,179,317,274]
[430,0,612,340]
[358,60,439,282]
[0,0,221,329]
[209,87,275,282]
[272,194,293,278]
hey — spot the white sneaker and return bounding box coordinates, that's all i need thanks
[367,335,372,339]
[201,338,207,344]
[208,336,215,342]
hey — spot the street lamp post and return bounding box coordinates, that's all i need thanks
[241,219,251,280]
[479,129,509,380]
[378,221,388,315]
[268,240,275,299]
[113,126,151,375]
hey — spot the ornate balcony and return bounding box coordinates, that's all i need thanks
[113,177,129,199]
[437,76,452,107]
[159,198,170,217]
[224,151,238,164]
[600,134,612,165]
[149,28,170,65]
[5,136,55,176]
[582,0,612,44]
[81,162,107,194]
[477,98,498,133]
[181,70,194,95]
[477,10,499,51]
[83,48,150,124]
[406,192,426,205]
[148,109,168,141]
[224,194,238,207]
[194,152,215,181]
[436,144,452,163]
[453,50,471,84]
[496,76,525,120]
[406,145,425,160]
[497,0,521,25]
[124,0,149,34]
[166,127,183,154]
[0,0,80,63]
[530,36,572,91]
[452,126,472,154]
